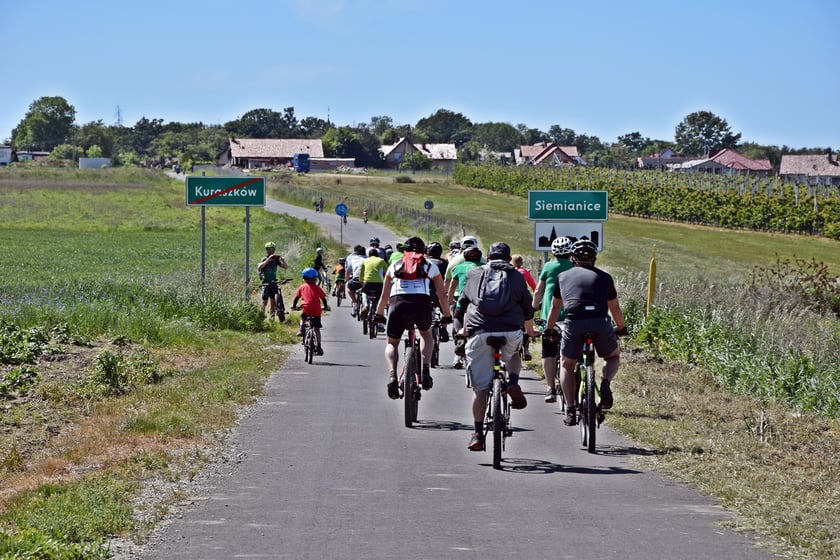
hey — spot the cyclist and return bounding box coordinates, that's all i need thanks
[369,237,387,260]
[358,247,387,322]
[532,236,574,403]
[425,242,449,342]
[344,244,367,315]
[374,236,452,399]
[363,208,369,223]
[257,241,288,319]
[544,239,628,426]
[444,236,481,348]
[512,254,537,361]
[332,257,347,297]
[313,247,328,284]
[292,268,330,355]
[388,242,404,264]
[446,240,461,262]
[446,246,483,368]
[455,242,539,451]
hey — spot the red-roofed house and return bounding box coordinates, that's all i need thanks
[218,138,324,169]
[779,153,840,186]
[668,148,773,176]
[515,142,586,166]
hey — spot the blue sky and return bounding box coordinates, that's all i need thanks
[2,0,838,149]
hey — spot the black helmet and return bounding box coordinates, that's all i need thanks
[463,246,482,263]
[571,239,598,258]
[427,242,443,258]
[354,244,366,256]
[403,236,426,254]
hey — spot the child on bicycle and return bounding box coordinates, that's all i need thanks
[332,257,346,297]
[292,268,330,356]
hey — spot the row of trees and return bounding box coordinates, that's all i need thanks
[7,96,831,170]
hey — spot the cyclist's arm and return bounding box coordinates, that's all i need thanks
[531,279,545,310]
[608,298,626,332]
[375,275,392,316]
[544,295,563,332]
[431,273,451,318]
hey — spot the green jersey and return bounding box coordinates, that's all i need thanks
[360,255,387,284]
[539,257,572,319]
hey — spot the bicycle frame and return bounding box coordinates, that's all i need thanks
[301,316,318,364]
[577,333,603,453]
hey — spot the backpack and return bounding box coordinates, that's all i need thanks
[475,264,512,316]
[392,252,429,280]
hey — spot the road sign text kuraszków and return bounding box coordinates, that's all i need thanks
[186,176,266,206]
[528,190,608,221]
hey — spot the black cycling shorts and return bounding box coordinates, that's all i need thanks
[386,294,433,339]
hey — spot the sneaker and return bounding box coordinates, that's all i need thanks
[377,324,385,332]
[439,330,449,343]
[316,346,324,356]
[468,432,485,451]
[507,383,527,410]
[523,351,532,361]
[544,386,557,403]
[452,357,464,370]
[350,309,357,318]
[421,364,433,390]
[600,379,613,410]
[564,407,578,426]
[387,374,399,400]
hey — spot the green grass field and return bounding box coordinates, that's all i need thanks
[0,166,838,559]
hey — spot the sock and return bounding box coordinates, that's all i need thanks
[508,373,520,386]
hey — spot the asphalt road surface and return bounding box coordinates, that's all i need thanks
[134,195,773,559]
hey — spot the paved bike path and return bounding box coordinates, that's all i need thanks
[131,193,774,559]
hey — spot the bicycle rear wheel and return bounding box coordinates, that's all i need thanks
[581,363,597,452]
[492,377,504,469]
[430,324,440,368]
[404,346,419,427]
[303,327,313,364]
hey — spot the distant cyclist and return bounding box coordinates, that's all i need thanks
[544,239,627,426]
[257,241,288,319]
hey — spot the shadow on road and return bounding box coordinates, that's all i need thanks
[482,457,643,475]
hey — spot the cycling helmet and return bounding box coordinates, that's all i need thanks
[369,237,380,247]
[316,247,323,254]
[460,236,478,248]
[427,242,443,258]
[265,241,276,250]
[301,267,319,280]
[403,236,426,254]
[463,246,482,263]
[571,239,598,258]
[449,240,460,250]
[550,236,573,256]
[338,257,346,264]
[354,245,366,256]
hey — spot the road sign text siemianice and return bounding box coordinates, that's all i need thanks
[528,190,608,221]
[186,176,266,206]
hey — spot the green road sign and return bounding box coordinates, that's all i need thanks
[528,190,608,221]
[186,176,266,206]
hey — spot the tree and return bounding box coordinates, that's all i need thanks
[12,96,77,151]
[414,109,473,145]
[400,150,431,172]
[616,131,650,154]
[517,124,547,145]
[77,120,114,157]
[547,125,577,146]
[471,122,522,152]
[674,110,741,156]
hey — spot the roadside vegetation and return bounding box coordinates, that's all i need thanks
[0,165,838,559]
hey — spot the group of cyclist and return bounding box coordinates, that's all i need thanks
[261,229,628,452]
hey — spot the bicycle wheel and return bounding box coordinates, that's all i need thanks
[404,346,418,428]
[367,303,377,340]
[581,363,597,452]
[303,327,312,364]
[335,285,344,307]
[492,377,504,469]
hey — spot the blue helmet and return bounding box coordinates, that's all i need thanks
[301,267,318,280]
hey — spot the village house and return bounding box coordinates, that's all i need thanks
[668,148,773,176]
[380,137,458,173]
[514,142,586,166]
[217,138,325,169]
[637,149,692,170]
[779,152,840,186]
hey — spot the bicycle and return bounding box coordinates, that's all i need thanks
[261,279,290,321]
[430,307,442,368]
[484,335,513,470]
[293,311,319,364]
[395,314,422,428]
[365,293,380,340]
[573,332,603,453]
[333,278,345,307]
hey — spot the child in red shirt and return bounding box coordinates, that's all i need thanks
[292,268,330,355]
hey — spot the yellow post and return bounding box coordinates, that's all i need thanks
[646,245,657,316]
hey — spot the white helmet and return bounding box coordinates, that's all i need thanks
[460,236,478,248]
[550,236,573,256]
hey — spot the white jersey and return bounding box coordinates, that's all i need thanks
[386,259,442,296]
[345,253,365,280]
